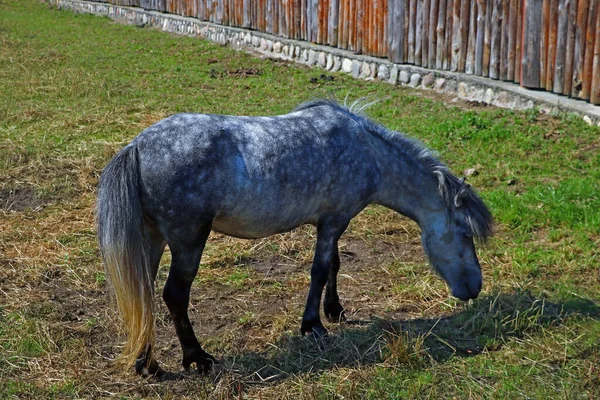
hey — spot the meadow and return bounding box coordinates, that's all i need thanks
[1,0,599,398]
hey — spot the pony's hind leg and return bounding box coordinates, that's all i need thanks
[323,248,346,323]
[162,223,216,374]
[135,226,166,377]
[301,216,349,338]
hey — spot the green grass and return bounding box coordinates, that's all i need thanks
[1,0,599,398]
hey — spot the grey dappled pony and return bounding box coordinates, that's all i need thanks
[96,99,493,376]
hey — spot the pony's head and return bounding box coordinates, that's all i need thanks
[421,171,493,301]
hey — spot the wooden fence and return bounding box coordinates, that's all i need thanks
[92,0,600,105]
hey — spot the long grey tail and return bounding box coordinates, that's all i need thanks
[96,145,155,368]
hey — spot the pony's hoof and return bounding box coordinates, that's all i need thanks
[324,302,346,323]
[300,320,328,339]
[182,350,217,374]
[135,358,163,378]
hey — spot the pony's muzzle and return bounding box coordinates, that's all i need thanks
[450,267,482,301]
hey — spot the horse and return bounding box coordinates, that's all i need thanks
[96,99,493,376]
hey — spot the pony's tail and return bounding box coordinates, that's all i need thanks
[96,144,155,369]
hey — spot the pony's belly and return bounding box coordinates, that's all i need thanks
[211,216,306,239]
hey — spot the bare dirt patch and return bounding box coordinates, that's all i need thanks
[0,186,47,211]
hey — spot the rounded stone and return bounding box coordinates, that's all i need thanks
[458,82,468,97]
[370,63,378,78]
[361,61,371,78]
[378,64,390,80]
[326,54,334,70]
[302,49,309,62]
[260,38,268,50]
[332,56,342,72]
[484,88,494,103]
[422,73,435,88]
[399,70,411,84]
[342,58,353,73]
[273,41,283,53]
[351,60,362,78]
[388,65,399,84]
[318,52,327,67]
[308,49,318,65]
[409,73,422,87]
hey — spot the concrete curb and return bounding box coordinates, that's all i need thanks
[49,0,600,126]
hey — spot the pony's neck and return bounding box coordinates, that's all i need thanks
[370,136,446,226]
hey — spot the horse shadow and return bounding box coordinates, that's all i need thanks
[209,290,599,384]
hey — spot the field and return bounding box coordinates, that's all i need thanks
[1,0,599,398]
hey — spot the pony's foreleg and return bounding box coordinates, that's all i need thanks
[162,224,216,374]
[301,217,349,338]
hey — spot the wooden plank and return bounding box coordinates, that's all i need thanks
[364,0,370,54]
[405,0,410,60]
[347,0,355,49]
[499,0,509,79]
[328,0,339,46]
[563,0,578,93]
[571,0,589,97]
[546,0,558,89]
[436,0,448,69]
[388,0,396,60]
[382,0,389,57]
[313,0,319,42]
[580,0,597,100]
[382,0,388,57]
[514,0,522,82]
[265,0,272,33]
[415,0,423,64]
[422,0,431,65]
[458,0,470,71]
[475,0,486,75]
[373,0,378,56]
[490,0,502,78]
[483,0,492,75]
[356,0,364,53]
[591,6,600,103]
[553,0,569,93]
[337,0,345,47]
[408,0,416,63]
[444,0,454,69]
[429,0,439,68]
[507,0,519,80]
[296,0,302,39]
[466,0,477,73]
[540,0,550,85]
[451,0,461,70]
[398,0,407,62]
[521,0,542,87]
[280,0,286,36]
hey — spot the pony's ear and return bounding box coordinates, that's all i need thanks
[454,182,471,208]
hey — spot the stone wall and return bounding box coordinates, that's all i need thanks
[49,0,600,125]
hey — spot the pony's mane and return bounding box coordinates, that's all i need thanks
[294,99,494,242]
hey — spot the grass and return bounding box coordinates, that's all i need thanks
[1,0,599,398]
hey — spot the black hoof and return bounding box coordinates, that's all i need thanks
[300,320,328,339]
[324,301,346,323]
[135,357,164,378]
[182,349,217,374]
[135,345,164,378]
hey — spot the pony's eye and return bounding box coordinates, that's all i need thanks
[463,233,473,239]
